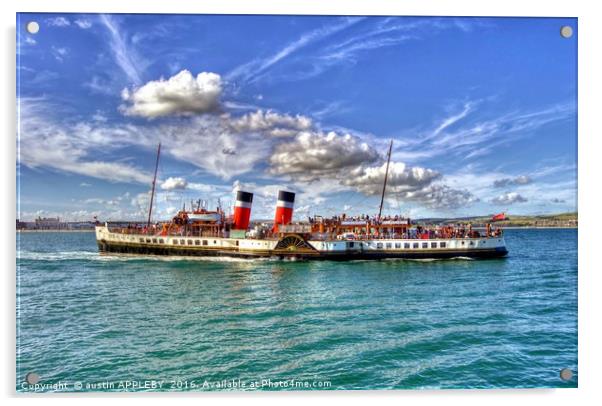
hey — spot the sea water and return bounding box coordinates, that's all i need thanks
[16,229,578,391]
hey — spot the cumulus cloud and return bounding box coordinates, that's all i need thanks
[160,115,272,180]
[400,184,478,209]
[342,162,477,209]
[514,175,532,185]
[491,192,528,205]
[120,70,222,118]
[493,175,532,188]
[343,162,441,195]
[160,176,188,191]
[269,131,380,180]
[228,110,312,137]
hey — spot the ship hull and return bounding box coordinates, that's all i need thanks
[96,226,508,260]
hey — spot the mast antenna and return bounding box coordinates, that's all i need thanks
[378,140,393,220]
[146,142,161,233]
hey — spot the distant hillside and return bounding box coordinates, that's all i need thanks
[417,212,577,228]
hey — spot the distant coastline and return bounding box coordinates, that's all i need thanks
[17,229,95,233]
[16,212,578,231]
[16,226,577,232]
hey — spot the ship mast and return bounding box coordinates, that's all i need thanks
[378,140,393,220]
[146,142,161,233]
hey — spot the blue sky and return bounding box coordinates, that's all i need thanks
[16,14,577,221]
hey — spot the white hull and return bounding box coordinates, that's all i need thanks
[96,226,508,260]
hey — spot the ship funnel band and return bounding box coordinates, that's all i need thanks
[236,191,253,203]
[276,200,295,209]
[277,190,295,203]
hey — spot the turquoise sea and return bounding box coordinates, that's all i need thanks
[16,229,577,391]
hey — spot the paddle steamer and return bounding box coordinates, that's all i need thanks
[96,142,508,260]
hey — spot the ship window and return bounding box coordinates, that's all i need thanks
[213,240,217,244]
[470,241,474,246]
[440,242,446,248]
[422,242,428,249]
[395,243,401,249]
[139,238,144,243]
[152,238,157,243]
[413,243,419,249]
[386,243,392,249]
[203,240,208,246]
[195,240,200,245]
[188,240,193,245]
[404,243,410,249]
[236,240,239,246]
[348,242,354,248]
[146,238,151,243]
[377,243,383,249]
[431,242,437,248]
[461,241,465,245]
[180,239,185,245]
[159,239,164,244]
[172,240,178,245]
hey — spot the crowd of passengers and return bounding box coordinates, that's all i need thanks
[115,217,503,239]
[406,224,502,239]
[336,223,502,240]
[309,213,408,224]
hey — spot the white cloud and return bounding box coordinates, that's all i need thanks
[159,115,272,180]
[100,14,145,85]
[395,101,575,163]
[226,17,364,84]
[342,161,477,210]
[18,98,152,184]
[344,162,441,195]
[131,191,150,207]
[84,76,115,96]
[160,176,188,191]
[74,19,92,29]
[491,192,528,205]
[92,111,108,122]
[269,130,380,180]
[51,46,68,62]
[399,184,478,209]
[514,175,532,185]
[228,110,312,137]
[46,17,70,27]
[120,70,222,118]
[188,182,219,193]
[493,175,532,188]
[234,17,478,84]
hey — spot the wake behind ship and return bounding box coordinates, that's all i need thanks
[95,142,508,260]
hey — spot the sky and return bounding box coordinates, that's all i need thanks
[16,14,577,222]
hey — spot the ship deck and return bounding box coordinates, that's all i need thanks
[96,226,508,260]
